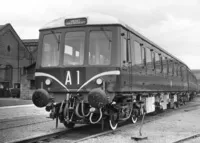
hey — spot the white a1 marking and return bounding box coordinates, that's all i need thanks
[65,70,80,85]
[77,70,80,85]
[65,71,72,85]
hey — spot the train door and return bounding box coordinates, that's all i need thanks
[127,32,132,90]
[120,28,132,91]
[130,36,146,91]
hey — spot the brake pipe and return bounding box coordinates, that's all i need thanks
[81,101,90,117]
[59,101,64,114]
[75,102,84,118]
[63,101,69,121]
[89,108,102,124]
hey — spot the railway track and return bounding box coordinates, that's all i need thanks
[173,134,200,143]
[0,115,52,131]
[7,100,200,143]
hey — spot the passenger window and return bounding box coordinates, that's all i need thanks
[134,41,142,66]
[160,55,163,73]
[141,47,145,66]
[172,61,175,76]
[151,52,155,70]
[169,60,174,75]
[176,63,179,76]
[131,39,135,65]
[176,64,180,76]
[163,57,168,74]
[146,48,152,68]
[179,66,182,77]
[174,63,177,76]
[155,52,160,73]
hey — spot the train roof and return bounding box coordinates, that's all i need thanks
[40,13,188,69]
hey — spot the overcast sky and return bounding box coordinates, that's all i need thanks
[1,0,200,69]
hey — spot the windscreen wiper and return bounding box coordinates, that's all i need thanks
[51,30,60,50]
[100,27,112,43]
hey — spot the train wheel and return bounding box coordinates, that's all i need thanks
[131,109,138,124]
[63,122,75,129]
[131,114,138,124]
[173,102,178,109]
[109,112,119,130]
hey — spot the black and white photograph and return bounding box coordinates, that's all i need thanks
[0,0,200,142]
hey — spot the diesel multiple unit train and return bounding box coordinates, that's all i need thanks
[32,13,198,130]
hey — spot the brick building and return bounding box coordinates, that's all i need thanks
[0,23,31,97]
[21,39,38,99]
[20,63,36,99]
[23,39,38,63]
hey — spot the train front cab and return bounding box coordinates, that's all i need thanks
[32,24,132,130]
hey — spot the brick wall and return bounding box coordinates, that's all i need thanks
[0,25,30,88]
[20,75,35,100]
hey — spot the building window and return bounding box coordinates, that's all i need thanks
[30,80,35,89]
[7,45,11,52]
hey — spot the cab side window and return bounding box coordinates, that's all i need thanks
[121,31,127,64]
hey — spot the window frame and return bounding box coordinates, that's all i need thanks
[41,32,61,67]
[151,51,156,70]
[88,30,112,66]
[63,31,86,66]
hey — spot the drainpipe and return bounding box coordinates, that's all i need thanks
[18,41,20,83]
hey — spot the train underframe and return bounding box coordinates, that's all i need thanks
[43,90,196,130]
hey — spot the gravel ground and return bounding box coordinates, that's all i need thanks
[0,103,56,143]
[0,105,67,143]
[79,98,200,143]
[1,119,66,143]
[0,105,48,120]
[0,98,32,107]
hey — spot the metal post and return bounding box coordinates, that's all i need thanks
[18,41,19,83]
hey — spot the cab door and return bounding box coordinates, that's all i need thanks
[127,32,133,91]
[120,28,132,91]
